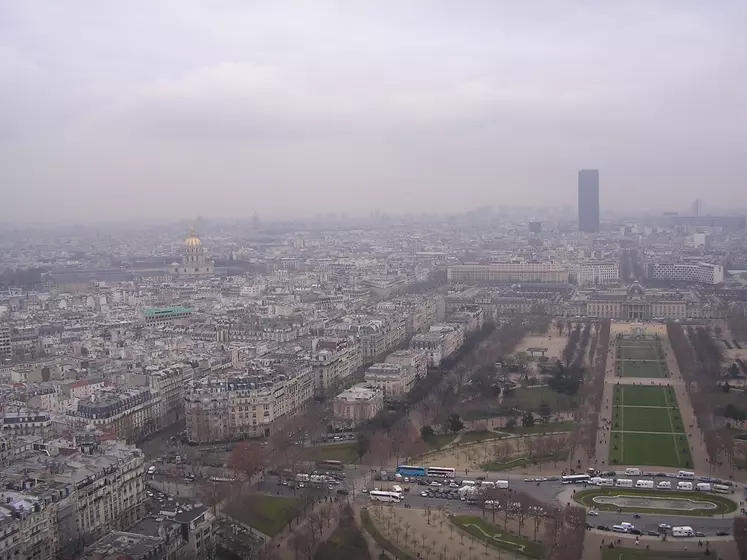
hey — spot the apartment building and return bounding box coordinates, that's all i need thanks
[447,306,485,333]
[66,388,160,442]
[127,364,192,429]
[447,263,569,284]
[309,337,362,392]
[384,349,428,380]
[571,262,620,286]
[651,262,724,285]
[356,316,407,360]
[332,384,383,427]
[410,324,465,368]
[1,407,52,435]
[0,485,60,560]
[184,362,314,443]
[364,363,415,399]
[0,318,10,362]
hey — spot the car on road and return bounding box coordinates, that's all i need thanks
[361,488,368,493]
[535,477,547,482]
[695,532,706,538]
[587,510,599,516]
[420,491,428,497]
[596,525,611,531]
[647,531,659,537]
[449,482,459,488]
[546,476,560,482]
[524,477,535,482]
[430,481,441,487]
[629,529,642,536]
[658,524,671,531]
[717,531,730,536]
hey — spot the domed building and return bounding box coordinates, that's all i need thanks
[171,228,214,277]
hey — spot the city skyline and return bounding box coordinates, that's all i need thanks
[2,1,747,223]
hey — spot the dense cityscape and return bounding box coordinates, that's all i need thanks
[2,169,747,559]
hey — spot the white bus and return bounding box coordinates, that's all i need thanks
[713,484,730,494]
[615,478,633,488]
[426,466,456,478]
[635,479,654,489]
[625,468,642,476]
[561,474,591,484]
[677,471,695,480]
[369,491,402,503]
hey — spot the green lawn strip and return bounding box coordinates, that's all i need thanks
[664,389,682,466]
[574,488,736,516]
[450,515,544,559]
[316,525,372,560]
[360,508,417,560]
[617,386,669,407]
[303,443,359,463]
[226,495,298,536]
[620,360,667,378]
[510,386,579,412]
[501,420,575,435]
[602,548,709,560]
[616,432,685,468]
[482,452,566,471]
[621,407,678,433]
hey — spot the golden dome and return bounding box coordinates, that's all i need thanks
[185,227,201,247]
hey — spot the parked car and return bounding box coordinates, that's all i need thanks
[629,529,642,536]
[647,531,659,537]
[695,532,706,538]
[420,491,428,497]
[596,525,611,531]
[587,510,599,516]
[717,531,730,536]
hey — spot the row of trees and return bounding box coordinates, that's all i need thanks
[687,326,725,381]
[668,323,729,472]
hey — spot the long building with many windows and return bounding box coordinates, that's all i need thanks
[447,263,569,284]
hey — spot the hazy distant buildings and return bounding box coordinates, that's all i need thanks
[171,228,214,277]
[447,263,569,284]
[654,214,747,232]
[528,221,542,234]
[578,169,600,233]
[651,262,724,285]
[571,262,619,286]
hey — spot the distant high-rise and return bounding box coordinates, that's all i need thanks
[578,169,600,233]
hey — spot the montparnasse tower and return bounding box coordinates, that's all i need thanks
[171,227,214,277]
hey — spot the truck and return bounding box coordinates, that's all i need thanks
[624,468,642,476]
[672,526,694,537]
[635,479,654,489]
[615,478,633,488]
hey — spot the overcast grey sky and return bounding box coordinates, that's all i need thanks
[1,1,746,223]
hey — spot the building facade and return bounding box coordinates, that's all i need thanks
[447,263,569,284]
[651,262,724,285]
[571,262,620,286]
[578,168,600,233]
[332,385,383,427]
[171,228,214,277]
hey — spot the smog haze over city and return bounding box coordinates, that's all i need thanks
[2,1,747,224]
[6,4,747,559]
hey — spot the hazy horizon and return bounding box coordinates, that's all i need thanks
[2,1,746,223]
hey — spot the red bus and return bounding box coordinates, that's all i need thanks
[316,460,344,471]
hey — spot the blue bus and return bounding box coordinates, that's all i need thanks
[396,465,426,477]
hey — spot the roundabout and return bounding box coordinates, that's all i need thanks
[573,488,738,517]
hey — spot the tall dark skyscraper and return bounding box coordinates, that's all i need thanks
[578,169,600,233]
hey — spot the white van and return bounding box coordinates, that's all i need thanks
[392,485,403,494]
[677,481,693,491]
[481,481,495,489]
[625,468,642,476]
[615,478,633,488]
[620,522,635,531]
[657,481,671,489]
[599,478,615,487]
[672,526,694,537]
[612,525,628,533]
[635,479,654,489]
[677,471,695,480]
[590,477,603,486]
[495,480,509,489]
[696,483,712,492]
[461,480,476,487]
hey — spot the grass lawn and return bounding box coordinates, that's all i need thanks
[424,434,457,450]
[226,495,298,536]
[574,488,737,516]
[303,443,359,463]
[459,430,504,444]
[602,548,709,560]
[619,344,660,361]
[451,515,544,559]
[615,407,679,433]
[614,385,671,408]
[620,360,668,378]
[610,432,692,468]
[510,386,578,412]
[503,420,575,435]
[483,452,566,471]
